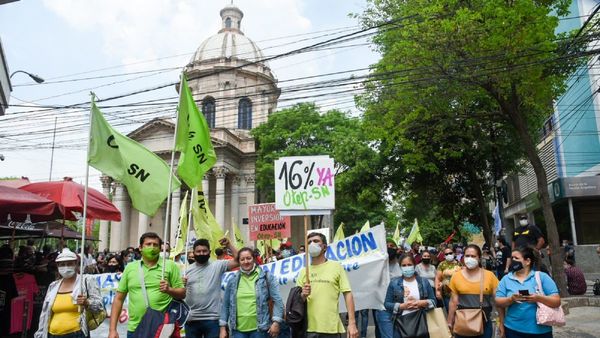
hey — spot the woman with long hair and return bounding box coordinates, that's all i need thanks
[447,244,499,338]
[220,247,284,338]
[435,246,461,309]
[34,248,103,338]
[496,246,561,338]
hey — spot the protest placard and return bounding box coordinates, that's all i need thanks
[248,203,291,240]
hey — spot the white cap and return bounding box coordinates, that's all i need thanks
[56,248,78,262]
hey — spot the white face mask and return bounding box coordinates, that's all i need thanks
[58,266,76,279]
[445,254,454,262]
[464,257,479,269]
[308,242,323,258]
[519,219,528,226]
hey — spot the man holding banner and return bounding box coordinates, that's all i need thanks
[184,238,239,338]
[297,232,359,338]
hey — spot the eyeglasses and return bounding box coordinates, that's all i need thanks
[444,252,453,256]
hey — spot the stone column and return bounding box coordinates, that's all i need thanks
[137,211,149,241]
[245,175,256,208]
[202,174,210,199]
[170,189,181,246]
[110,183,130,252]
[99,176,112,252]
[215,167,228,230]
[230,176,240,232]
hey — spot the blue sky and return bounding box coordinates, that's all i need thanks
[0,0,378,188]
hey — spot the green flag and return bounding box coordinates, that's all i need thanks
[170,191,189,258]
[360,220,370,233]
[393,221,401,245]
[333,223,345,242]
[191,185,224,258]
[232,218,246,249]
[406,218,423,245]
[88,100,180,216]
[176,75,217,188]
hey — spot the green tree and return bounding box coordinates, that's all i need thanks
[360,0,591,294]
[251,103,391,230]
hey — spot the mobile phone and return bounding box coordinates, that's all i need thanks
[518,289,530,296]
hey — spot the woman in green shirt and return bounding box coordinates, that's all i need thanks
[220,248,284,338]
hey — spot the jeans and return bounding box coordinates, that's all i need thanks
[48,331,87,338]
[374,310,392,338]
[454,318,493,338]
[185,319,221,338]
[278,320,291,338]
[306,333,341,338]
[232,329,268,338]
[505,327,553,338]
[354,309,369,338]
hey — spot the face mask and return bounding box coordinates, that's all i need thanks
[519,220,528,226]
[387,248,397,260]
[422,258,431,264]
[445,254,454,262]
[281,249,291,258]
[106,265,119,273]
[187,258,195,264]
[194,254,210,264]
[58,266,76,278]
[241,263,256,275]
[494,243,499,249]
[308,242,322,258]
[508,260,523,273]
[464,257,479,269]
[141,247,160,260]
[401,266,415,278]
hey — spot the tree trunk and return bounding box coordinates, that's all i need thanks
[496,87,568,296]
[477,184,493,247]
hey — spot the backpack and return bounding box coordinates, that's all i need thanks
[285,286,306,338]
[593,279,600,296]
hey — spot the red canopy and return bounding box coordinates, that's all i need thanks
[20,177,121,221]
[0,185,59,217]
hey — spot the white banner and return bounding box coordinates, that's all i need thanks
[222,224,389,311]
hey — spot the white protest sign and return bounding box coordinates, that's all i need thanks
[274,156,335,215]
[221,224,389,311]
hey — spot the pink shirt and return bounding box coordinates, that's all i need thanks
[13,273,39,329]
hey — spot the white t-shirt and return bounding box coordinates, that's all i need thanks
[402,278,421,316]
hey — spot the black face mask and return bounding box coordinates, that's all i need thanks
[106,265,119,273]
[508,260,524,273]
[187,258,196,264]
[195,254,210,264]
[387,248,397,260]
[422,258,431,264]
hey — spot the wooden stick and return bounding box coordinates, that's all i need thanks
[304,215,310,284]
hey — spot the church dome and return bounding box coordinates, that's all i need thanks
[191,4,265,63]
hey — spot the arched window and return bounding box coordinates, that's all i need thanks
[202,96,216,128]
[238,98,252,129]
[225,17,232,28]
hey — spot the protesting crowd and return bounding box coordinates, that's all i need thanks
[0,213,597,338]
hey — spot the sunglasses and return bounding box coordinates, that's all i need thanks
[444,252,453,256]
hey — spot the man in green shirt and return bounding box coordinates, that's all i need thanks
[109,232,186,338]
[297,232,359,338]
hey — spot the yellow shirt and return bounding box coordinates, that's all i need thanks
[296,261,351,334]
[49,293,81,335]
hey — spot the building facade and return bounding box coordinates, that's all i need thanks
[99,4,280,251]
[500,0,600,273]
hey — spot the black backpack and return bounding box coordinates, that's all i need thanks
[593,279,600,296]
[285,286,307,338]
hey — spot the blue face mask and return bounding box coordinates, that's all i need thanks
[401,266,415,278]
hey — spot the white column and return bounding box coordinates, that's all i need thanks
[230,176,240,232]
[99,176,112,252]
[110,183,128,252]
[202,173,210,197]
[138,211,149,240]
[170,189,181,246]
[245,175,256,208]
[568,198,578,245]
[215,167,228,230]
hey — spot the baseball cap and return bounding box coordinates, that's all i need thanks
[56,248,78,262]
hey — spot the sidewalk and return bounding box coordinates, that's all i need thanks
[554,306,600,338]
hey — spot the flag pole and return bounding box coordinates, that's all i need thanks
[79,94,94,293]
[183,188,195,277]
[161,83,182,280]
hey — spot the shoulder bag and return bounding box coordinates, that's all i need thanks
[534,272,565,327]
[393,278,429,338]
[452,270,486,336]
[84,277,107,331]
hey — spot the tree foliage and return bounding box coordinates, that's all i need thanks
[251,103,391,230]
[360,0,592,294]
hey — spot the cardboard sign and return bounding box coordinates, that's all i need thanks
[274,155,335,215]
[248,203,291,240]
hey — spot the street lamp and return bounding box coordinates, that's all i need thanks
[9,70,44,84]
